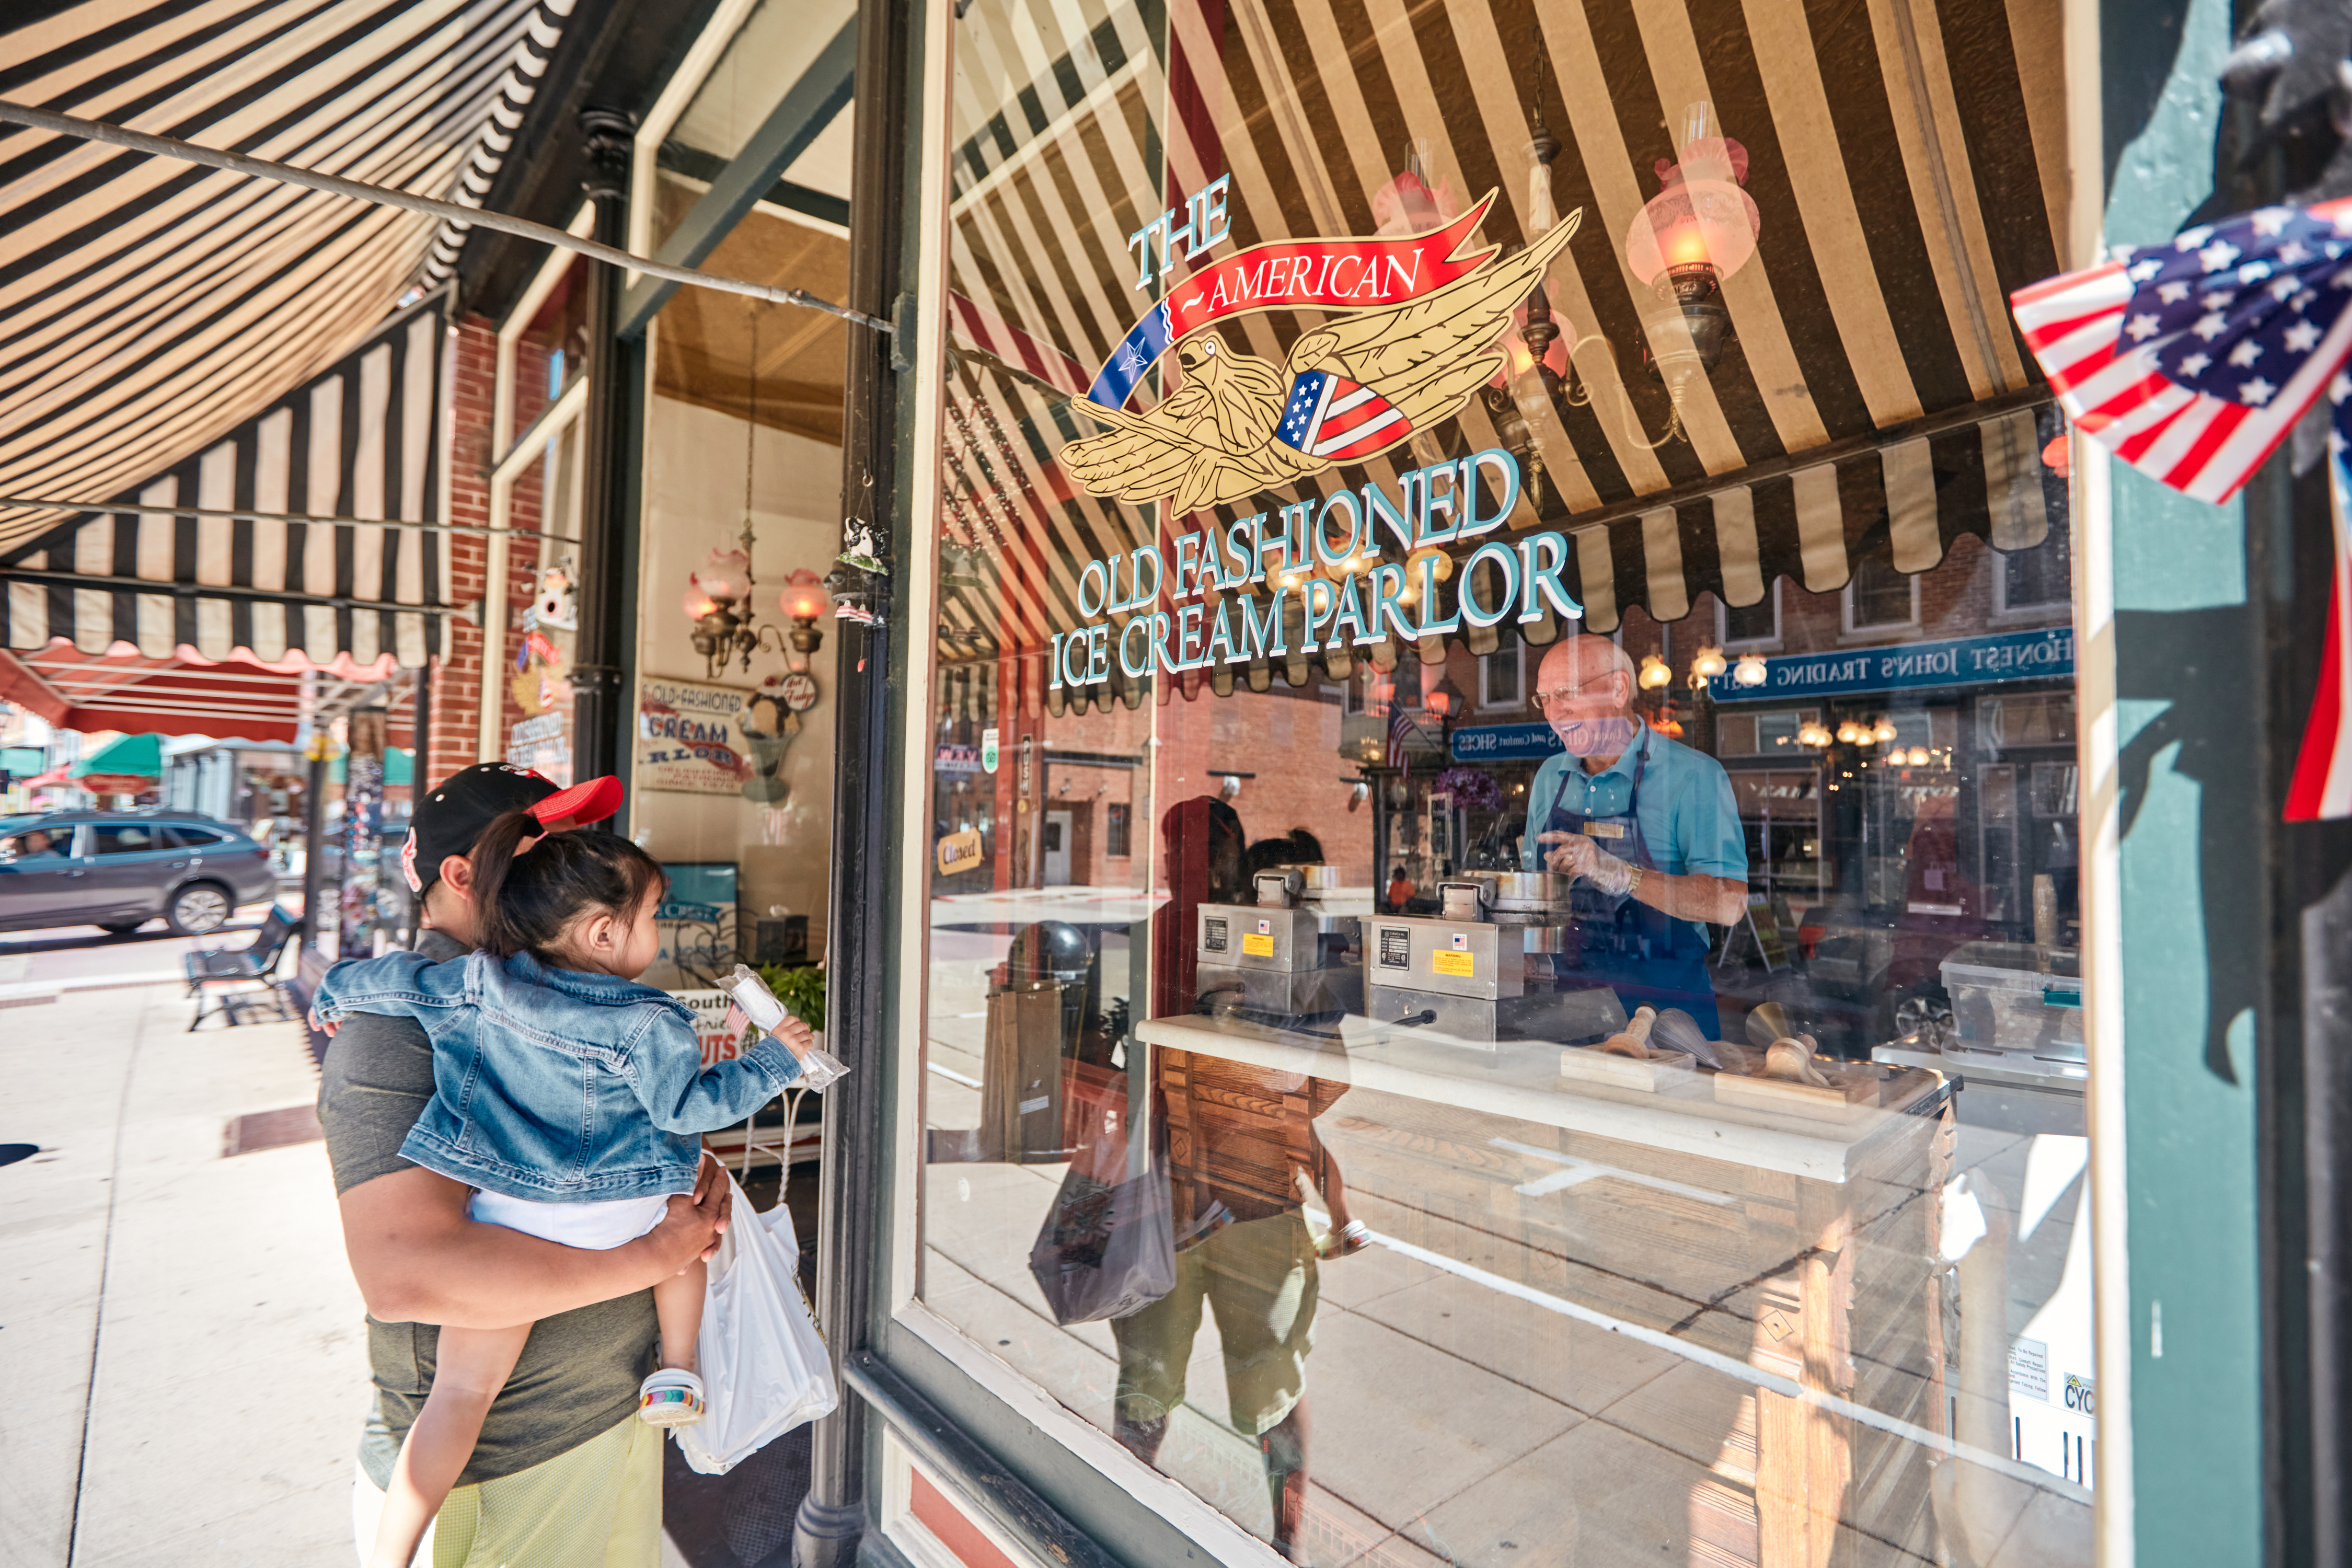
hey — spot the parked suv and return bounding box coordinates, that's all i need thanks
[0,812,278,936]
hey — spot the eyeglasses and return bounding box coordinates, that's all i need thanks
[1533,674,1621,710]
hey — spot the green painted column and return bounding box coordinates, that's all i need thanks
[2102,0,2263,1560]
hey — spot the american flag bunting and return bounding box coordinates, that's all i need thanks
[2011,197,2352,820]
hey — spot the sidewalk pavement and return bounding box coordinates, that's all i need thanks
[2,978,367,1567]
[2,964,711,1568]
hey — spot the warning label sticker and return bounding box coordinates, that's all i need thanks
[1242,932,1275,956]
[1432,950,1475,977]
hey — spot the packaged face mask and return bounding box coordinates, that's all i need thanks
[725,964,850,1092]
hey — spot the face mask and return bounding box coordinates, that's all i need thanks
[1555,715,1639,758]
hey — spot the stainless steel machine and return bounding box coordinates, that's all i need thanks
[1195,866,1363,1020]
[1362,875,1628,1048]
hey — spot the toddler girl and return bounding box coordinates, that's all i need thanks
[314,809,813,1568]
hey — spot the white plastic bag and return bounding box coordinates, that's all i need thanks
[674,1175,838,1475]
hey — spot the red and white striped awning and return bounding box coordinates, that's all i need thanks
[0,0,579,672]
[0,640,405,744]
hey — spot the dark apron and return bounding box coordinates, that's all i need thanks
[1543,732,1723,1039]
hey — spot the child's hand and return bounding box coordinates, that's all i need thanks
[771,1016,816,1060]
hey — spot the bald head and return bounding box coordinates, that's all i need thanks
[1535,635,1643,766]
[1535,636,1635,710]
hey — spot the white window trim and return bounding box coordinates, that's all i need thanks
[1717,582,1783,652]
[627,0,766,266]
[880,1431,1057,1568]
[894,1302,1284,1568]
[475,379,589,765]
[1478,645,1524,710]
[492,204,595,456]
[1841,566,1920,637]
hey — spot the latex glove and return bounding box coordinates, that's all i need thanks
[1541,832,1640,898]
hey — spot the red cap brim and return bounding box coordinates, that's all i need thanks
[530,774,624,826]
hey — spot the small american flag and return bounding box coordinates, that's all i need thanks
[1275,370,1409,463]
[2011,198,2352,505]
[1387,704,1415,775]
[2288,464,2352,821]
[2013,199,2352,821]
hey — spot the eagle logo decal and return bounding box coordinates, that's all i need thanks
[1059,192,1582,516]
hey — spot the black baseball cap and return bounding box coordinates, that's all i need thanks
[400,762,625,895]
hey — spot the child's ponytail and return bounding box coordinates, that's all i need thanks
[466,807,546,958]
[465,808,666,962]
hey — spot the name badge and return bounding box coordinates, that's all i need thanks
[1583,821,1628,839]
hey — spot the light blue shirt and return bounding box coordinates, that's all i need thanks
[1520,726,1749,944]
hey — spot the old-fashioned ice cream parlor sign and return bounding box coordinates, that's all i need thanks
[1048,182,1591,690]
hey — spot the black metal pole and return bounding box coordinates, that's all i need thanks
[572,107,635,796]
[793,0,914,1561]
[414,658,433,789]
[299,748,329,951]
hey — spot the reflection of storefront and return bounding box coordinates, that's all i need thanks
[847,0,2120,1557]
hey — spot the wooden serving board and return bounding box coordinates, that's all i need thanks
[1558,1046,1698,1092]
[1712,1066,1881,1121]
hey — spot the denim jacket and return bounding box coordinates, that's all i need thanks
[313,947,802,1203]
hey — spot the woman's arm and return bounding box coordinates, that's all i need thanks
[337,1154,733,1329]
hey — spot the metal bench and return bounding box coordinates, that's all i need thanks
[184,904,302,1030]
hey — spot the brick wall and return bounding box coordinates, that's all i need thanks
[423,315,497,792]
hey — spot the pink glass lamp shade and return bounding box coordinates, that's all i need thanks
[780,568,829,623]
[1624,103,1760,394]
[696,547,750,604]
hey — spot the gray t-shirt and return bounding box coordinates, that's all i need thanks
[318,930,659,1489]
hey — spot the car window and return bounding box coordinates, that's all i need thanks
[1,827,67,859]
[89,824,164,855]
[165,825,228,848]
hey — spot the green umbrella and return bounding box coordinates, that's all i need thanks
[70,732,162,780]
[329,747,413,786]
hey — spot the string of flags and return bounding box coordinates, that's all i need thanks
[2011,197,2352,821]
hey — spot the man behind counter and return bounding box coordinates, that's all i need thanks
[1521,635,1749,1036]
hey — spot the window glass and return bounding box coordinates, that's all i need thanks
[1846,552,1916,631]
[89,824,162,854]
[1479,649,1521,709]
[1722,584,1779,647]
[646,0,857,257]
[508,260,588,449]
[2,826,67,858]
[166,825,228,848]
[2001,521,2074,611]
[914,3,2090,1560]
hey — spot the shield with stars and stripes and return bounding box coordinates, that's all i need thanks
[1274,371,1410,464]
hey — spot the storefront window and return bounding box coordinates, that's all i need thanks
[633,0,858,259]
[911,1,2091,1561]
[627,65,848,987]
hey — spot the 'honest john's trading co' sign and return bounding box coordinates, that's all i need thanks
[1705,629,2076,702]
[1046,177,1598,693]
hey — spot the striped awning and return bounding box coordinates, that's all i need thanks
[1,299,451,670]
[936,0,2069,679]
[0,0,565,641]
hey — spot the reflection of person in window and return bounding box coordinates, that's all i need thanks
[1524,636,1748,1037]
[9,830,59,859]
[1121,797,1344,1559]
